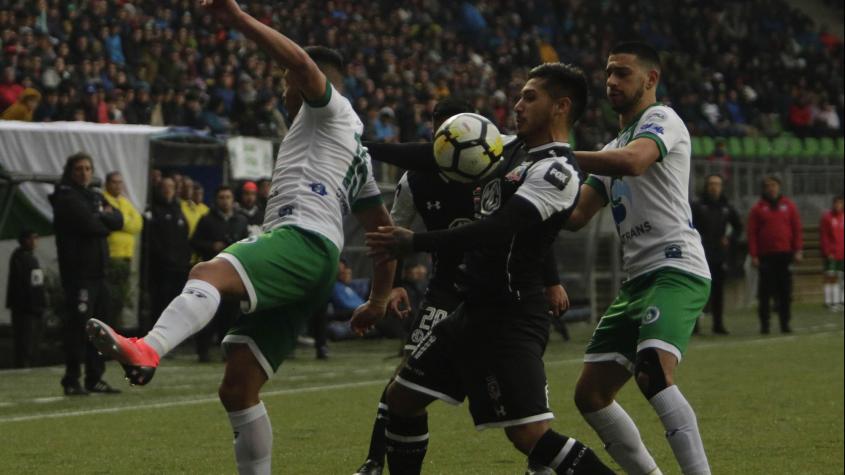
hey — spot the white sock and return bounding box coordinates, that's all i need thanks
[144,279,221,356]
[825,283,835,306]
[650,386,710,475]
[228,401,273,475]
[583,401,660,475]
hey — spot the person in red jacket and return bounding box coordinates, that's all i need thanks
[820,195,844,311]
[747,175,803,334]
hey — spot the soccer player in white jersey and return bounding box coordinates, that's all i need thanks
[85,1,395,473]
[565,42,712,475]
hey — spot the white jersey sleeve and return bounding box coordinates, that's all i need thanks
[514,157,580,220]
[390,172,417,227]
[631,106,685,160]
[350,164,383,213]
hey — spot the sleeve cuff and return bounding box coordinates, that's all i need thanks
[304,78,332,108]
[351,194,383,213]
[634,133,668,161]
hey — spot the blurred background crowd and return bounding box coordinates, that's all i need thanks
[1,0,843,150]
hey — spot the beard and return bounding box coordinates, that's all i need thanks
[610,83,645,115]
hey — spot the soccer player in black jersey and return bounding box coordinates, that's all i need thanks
[354,99,569,475]
[361,64,614,475]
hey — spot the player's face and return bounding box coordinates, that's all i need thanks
[606,54,648,114]
[71,159,93,187]
[514,78,555,139]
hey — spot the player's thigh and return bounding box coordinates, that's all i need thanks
[190,257,247,299]
[217,226,339,313]
[403,297,459,353]
[461,304,554,431]
[394,306,465,408]
[223,303,315,380]
[637,269,710,361]
[583,284,641,370]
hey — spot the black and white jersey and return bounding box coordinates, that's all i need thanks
[391,136,524,301]
[462,141,581,300]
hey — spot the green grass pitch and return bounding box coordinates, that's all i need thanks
[1,304,842,474]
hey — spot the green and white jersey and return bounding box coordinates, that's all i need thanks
[586,104,710,281]
[262,82,382,251]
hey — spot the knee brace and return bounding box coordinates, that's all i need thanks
[634,348,668,399]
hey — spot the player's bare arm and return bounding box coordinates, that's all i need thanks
[200,0,326,101]
[350,204,398,334]
[565,184,606,231]
[574,138,660,176]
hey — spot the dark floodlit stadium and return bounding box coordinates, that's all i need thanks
[1,1,843,473]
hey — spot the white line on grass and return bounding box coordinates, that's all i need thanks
[0,379,387,424]
[2,327,841,423]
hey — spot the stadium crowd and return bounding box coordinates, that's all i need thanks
[1,0,843,150]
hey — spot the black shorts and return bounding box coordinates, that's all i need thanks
[395,297,553,429]
[403,292,462,352]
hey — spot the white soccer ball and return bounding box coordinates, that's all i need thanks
[433,113,504,183]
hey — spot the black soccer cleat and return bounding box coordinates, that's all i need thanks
[86,318,160,386]
[353,459,383,475]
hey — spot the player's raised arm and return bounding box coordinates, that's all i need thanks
[200,0,326,101]
[364,142,439,172]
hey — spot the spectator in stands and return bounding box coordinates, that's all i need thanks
[255,177,271,210]
[820,195,844,311]
[179,176,207,239]
[0,65,23,111]
[325,258,368,341]
[237,181,263,236]
[5,229,46,368]
[50,152,123,395]
[706,138,733,181]
[103,171,143,329]
[747,175,803,334]
[146,176,191,328]
[192,183,210,216]
[692,174,743,334]
[1,87,41,121]
[190,185,248,362]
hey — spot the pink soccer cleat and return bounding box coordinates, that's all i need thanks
[86,318,160,386]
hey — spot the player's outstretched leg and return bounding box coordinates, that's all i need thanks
[353,384,391,475]
[506,422,615,475]
[86,318,160,385]
[383,381,436,475]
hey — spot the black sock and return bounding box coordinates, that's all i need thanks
[385,412,429,475]
[365,385,390,463]
[528,429,615,475]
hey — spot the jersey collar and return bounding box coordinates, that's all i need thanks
[620,102,663,136]
[527,142,570,154]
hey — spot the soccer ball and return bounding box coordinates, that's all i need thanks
[433,113,504,183]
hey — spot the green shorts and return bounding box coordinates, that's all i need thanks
[825,259,844,273]
[218,226,339,377]
[584,268,711,372]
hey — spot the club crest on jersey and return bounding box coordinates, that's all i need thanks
[480,179,501,215]
[642,306,661,325]
[544,162,571,191]
[664,244,683,258]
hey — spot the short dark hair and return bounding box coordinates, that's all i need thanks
[527,62,589,125]
[106,171,121,183]
[432,97,475,124]
[61,152,93,184]
[216,184,233,196]
[834,194,844,203]
[18,228,36,245]
[609,41,661,70]
[304,46,344,74]
[763,174,782,186]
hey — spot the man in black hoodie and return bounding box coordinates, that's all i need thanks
[191,185,248,361]
[50,152,123,395]
[146,176,192,329]
[691,174,743,334]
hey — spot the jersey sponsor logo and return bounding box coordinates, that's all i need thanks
[279,205,294,217]
[610,178,632,224]
[643,110,667,122]
[543,162,572,191]
[664,243,683,258]
[619,221,653,244]
[480,179,502,215]
[30,269,44,287]
[642,306,661,325]
[309,182,328,196]
[638,122,665,135]
[426,201,441,211]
